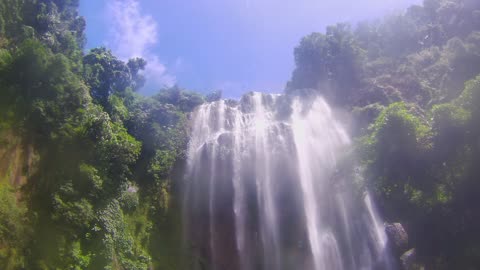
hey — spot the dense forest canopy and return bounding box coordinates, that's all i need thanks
[0,0,479,269]
[287,1,480,268]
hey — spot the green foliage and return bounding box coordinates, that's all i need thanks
[1,0,477,269]
[431,103,469,133]
[351,103,384,135]
[0,0,24,38]
[30,0,85,56]
[0,0,196,268]
[288,0,480,109]
[120,190,139,212]
[205,90,222,102]
[154,86,205,113]
[52,193,94,230]
[457,74,480,111]
[0,183,29,269]
[361,75,480,268]
[127,58,147,91]
[83,47,135,106]
[362,102,431,210]
[287,23,364,104]
[95,200,150,270]
[148,150,176,181]
[0,38,90,139]
[287,7,480,267]
[369,102,431,150]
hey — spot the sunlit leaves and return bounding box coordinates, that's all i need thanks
[287,23,364,104]
[362,75,480,268]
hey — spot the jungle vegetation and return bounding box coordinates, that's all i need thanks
[0,0,479,269]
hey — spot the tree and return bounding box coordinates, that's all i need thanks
[286,23,364,105]
[83,47,132,106]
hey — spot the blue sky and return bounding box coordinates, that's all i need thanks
[79,0,421,97]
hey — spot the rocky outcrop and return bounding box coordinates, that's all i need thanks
[400,248,417,270]
[384,223,425,270]
[0,131,36,187]
[385,222,409,255]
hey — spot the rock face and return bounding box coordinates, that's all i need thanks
[400,248,418,270]
[385,223,409,255]
[384,224,424,270]
[183,94,395,270]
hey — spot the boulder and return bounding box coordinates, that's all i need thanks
[400,248,423,270]
[385,222,409,255]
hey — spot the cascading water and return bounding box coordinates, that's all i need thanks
[182,92,394,270]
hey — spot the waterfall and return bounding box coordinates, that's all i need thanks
[182,92,394,270]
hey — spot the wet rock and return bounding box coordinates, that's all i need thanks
[218,132,233,148]
[225,99,239,107]
[385,223,408,255]
[400,248,422,270]
[239,92,255,113]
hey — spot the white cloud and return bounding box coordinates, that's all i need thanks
[106,0,175,89]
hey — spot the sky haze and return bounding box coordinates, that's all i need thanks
[80,0,421,97]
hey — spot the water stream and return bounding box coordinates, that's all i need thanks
[182,92,393,270]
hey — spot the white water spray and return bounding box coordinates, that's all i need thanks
[183,92,394,270]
